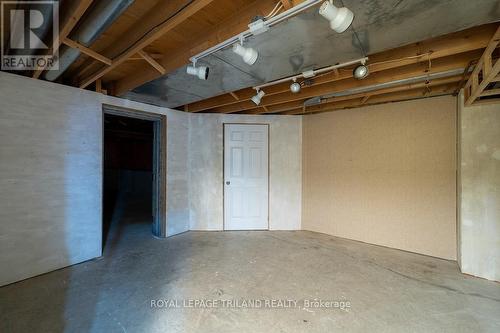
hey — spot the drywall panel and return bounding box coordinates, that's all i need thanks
[0,72,189,286]
[302,96,457,260]
[458,93,500,282]
[188,114,302,231]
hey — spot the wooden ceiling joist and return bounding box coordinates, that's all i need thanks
[464,25,500,106]
[79,0,216,89]
[32,0,94,79]
[184,24,497,113]
[111,0,287,96]
[73,0,195,82]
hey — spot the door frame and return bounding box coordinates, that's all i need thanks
[102,105,167,239]
[222,123,270,231]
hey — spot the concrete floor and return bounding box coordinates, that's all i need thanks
[1,202,499,332]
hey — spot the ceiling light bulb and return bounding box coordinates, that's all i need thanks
[319,1,354,33]
[290,82,301,93]
[233,43,258,65]
[251,90,265,105]
[353,64,369,80]
[186,65,209,80]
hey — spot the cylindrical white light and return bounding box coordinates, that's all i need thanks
[251,90,266,105]
[187,65,209,80]
[319,1,354,33]
[290,82,301,93]
[233,44,259,65]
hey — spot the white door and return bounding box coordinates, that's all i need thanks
[224,124,269,230]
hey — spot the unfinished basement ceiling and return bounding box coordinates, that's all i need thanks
[123,0,500,109]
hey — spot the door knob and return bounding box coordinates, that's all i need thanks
[226,181,230,185]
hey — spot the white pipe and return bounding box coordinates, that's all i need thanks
[254,57,369,90]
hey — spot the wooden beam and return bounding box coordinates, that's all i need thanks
[79,0,216,88]
[464,25,500,105]
[210,51,480,113]
[280,83,458,115]
[95,79,102,93]
[32,0,94,78]
[138,50,166,75]
[112,0,294,96]
[471,97,500,106]
[74,0,204,83]
[229,91,240,101]
[183,24,497,112]
[479,88,500,97]
[63,37,112,65]
[250,75,462,114]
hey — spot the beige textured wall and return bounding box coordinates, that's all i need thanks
[458,93,500,282]
[302,96,457,260]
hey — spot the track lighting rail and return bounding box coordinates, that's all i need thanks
[253,57,368,91]
[189,0,324,64]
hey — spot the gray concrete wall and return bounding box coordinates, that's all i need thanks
[458,93,500,282]
[188,114,302,231]
[0,72,302,286]
[0,72,190,286]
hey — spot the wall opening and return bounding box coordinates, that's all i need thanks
[102,106,166,251]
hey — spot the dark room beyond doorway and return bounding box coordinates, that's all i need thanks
[103,114,155,250]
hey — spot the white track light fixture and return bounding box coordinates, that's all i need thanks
[318,1,354,33]
[233,43,259,65]
[353,64,369,79]
[187,64,209,80]
[290,80,301,93]
[251,90,265,105]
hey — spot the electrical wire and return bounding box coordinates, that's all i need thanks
[265,2,284,19]
[368,52,434,67]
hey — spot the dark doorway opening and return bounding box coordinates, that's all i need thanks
[102,108,166,251]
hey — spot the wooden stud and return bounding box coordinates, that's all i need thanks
[63,37,112,65]
[96,79,102,93]
[230,91,240,101]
